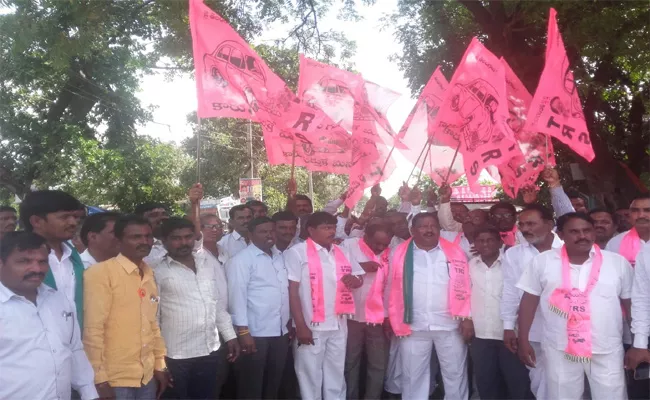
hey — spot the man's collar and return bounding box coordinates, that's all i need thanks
[250,243,279,257]
[116,254,149,275]
[0,282,54,303]
[413,241,441,252]
[231,231,247,241]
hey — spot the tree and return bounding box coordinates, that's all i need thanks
[389,0,649,208]
[57,136,191,212]
[0,0,356,200]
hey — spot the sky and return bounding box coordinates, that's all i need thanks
[136,0,421,198]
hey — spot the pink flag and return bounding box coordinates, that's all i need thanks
[526,8,593,162]
[190,0,351,173]
[364,80,402,138]
[498,58,556,197]
[398,67,464,186]
[298,55,366,133]
[432,38,521,191]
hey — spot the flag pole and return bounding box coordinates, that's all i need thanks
[416,142,432,184]
[196,116,202,183]
[408,140,430,181]
[249,119,254,179]
[378,144,396,177]
[443,143,461,184]
[290,138,297,181]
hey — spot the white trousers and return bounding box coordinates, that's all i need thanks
[543,344,627,400]
[399,330,468,400]
[527,341,547,400]
[293,326,347,400]
[384,336,439,395]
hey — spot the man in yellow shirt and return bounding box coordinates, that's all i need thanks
[83,215,172,399]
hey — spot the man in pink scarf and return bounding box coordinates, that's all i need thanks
[605,194,650,266]
[516,213,633,400]
[387,213,472,399]
[285,212,364,400]
[339,220,392,399]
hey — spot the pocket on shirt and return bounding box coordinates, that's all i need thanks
[594,282,617,299]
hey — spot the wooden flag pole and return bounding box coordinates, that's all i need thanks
[416,142,433,184]
[378,144,396,177]
[196,116,202,183]
[408,140,430,181]
[443,143,461,184]
[290,138,297,181]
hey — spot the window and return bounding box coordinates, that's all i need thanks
[229,48,244,69]
[217,45,231,61]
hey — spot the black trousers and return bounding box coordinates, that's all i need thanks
[624,343,650,400]
[470,337,534,400]
[164,351,221,400]
[234,335,290,399]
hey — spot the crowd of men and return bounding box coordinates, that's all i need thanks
[0,166,649,400]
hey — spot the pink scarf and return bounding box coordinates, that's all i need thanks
[358,238,389,325]
[620,228,641,267]
[549,245,603,363]
[306,238,355,325]
[500,226,518,247]
[453,232,463,246]
[388,237,470,337]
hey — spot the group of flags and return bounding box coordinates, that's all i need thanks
[189,0,594,204]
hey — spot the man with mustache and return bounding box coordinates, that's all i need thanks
[387,212,471,400]
[136,201,170,264]
[0,205,17,240]
[615,207,633,233]
[0,231,98,400]
[84,215,172,400]
[151,217,239,399]
[339,220,393,400]
[606,195,650,265]
[79,212,122,269]
[516,213,632,400]
[219,204,253,259]
[286,212,364,400]
[588,209,618,249]
[227,217,290,399]
[272,211,300,252]
[500,204,563,400]
[605,194,650,397]
[19,190,86,328]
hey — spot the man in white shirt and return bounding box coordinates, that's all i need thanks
[19,190,87,328]
[606,194,650,265]
[340,220,392,400]
[227,216,291,399]
[516,212,633,400]
[219,204,253,259]
[79,212,121,269]
[501,203,563,400]
[286,212,365,400]
[589,209,618,249]
[387,212,472,400]
[246,199,269,218]
[153,217,240,399]
[272,211,300,252]
[0,231,98,400]
[624,242,650,400]
[469,226,533,399]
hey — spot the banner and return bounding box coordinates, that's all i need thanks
[397,67,464,186]
[432,37,521,191]
[498,58,556,198]
[525,8,594,162]
[239,178,263,202]
[189,0,351,174]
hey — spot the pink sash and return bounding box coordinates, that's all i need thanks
[306,238,355,325]
[548,245,603,363]
[358,238,389,325]
[500,226,518,247]
[388,238,470,337]
[620,228,641,267]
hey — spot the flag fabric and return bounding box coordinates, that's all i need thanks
[189,0,350,174]
[297,55,396,206]
[498,58,556,198]
[397,67,464,186]
[432,37,521,191]
[526,8,594,162]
